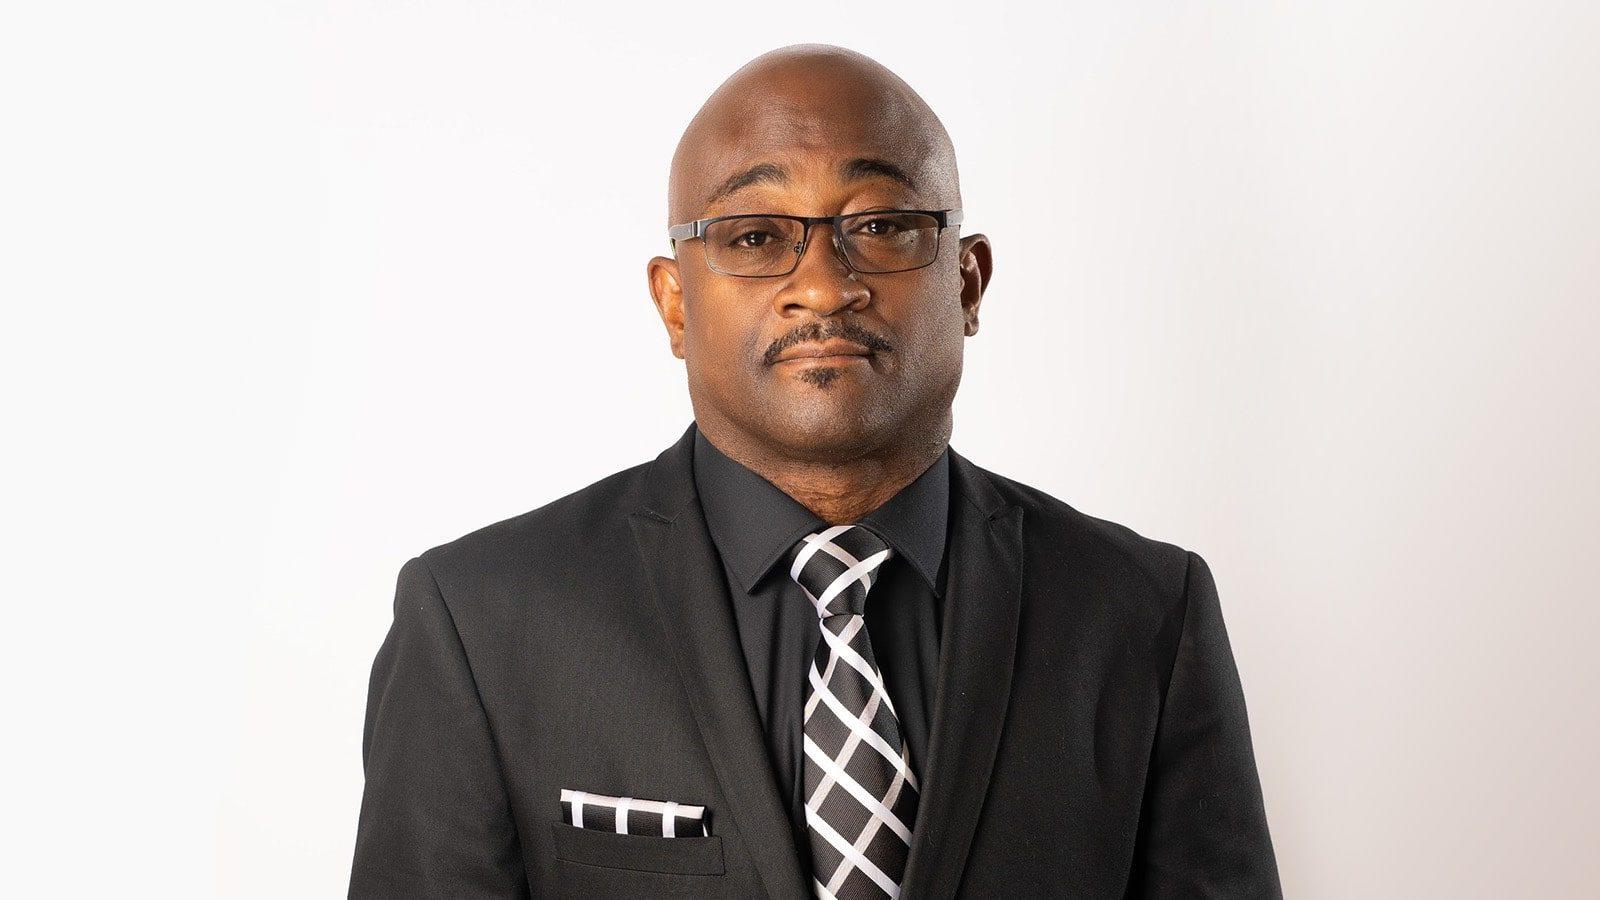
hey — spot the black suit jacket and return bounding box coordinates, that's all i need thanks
[350,421,1281,898]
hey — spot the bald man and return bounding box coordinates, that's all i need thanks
[350,44,1281,899]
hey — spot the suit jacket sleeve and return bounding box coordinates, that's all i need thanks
[349,556,529,899]
[1129,551,1283,899]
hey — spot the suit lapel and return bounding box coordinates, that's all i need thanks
[899,447,1026,899]
[629,422,809,900]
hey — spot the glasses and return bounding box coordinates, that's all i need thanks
[667,208,963,277]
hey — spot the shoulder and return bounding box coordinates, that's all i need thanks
[409,457,656,594]
[965,458,1198,607]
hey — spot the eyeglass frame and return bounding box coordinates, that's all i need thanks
[666,207,964,277]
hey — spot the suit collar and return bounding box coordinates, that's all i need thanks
[632,421,703,527]
[632,421,1023,900]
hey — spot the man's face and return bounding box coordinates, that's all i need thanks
[650,96,991,461]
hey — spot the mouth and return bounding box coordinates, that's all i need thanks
[771,339,877,365]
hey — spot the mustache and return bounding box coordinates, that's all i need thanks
[763,320,894,365]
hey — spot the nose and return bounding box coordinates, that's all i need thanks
[774,222,871,317]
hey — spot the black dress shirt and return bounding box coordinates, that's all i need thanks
[690,427,951,869]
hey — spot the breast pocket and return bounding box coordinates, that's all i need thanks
[550,821,725,876]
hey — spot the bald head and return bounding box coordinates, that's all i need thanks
[667,44,960,225]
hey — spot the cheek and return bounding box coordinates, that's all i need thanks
[900,275,967,357]
[682,288,760,373]
[905,319,965,386]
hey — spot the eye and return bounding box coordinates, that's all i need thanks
[853,217,900,237]
[731,229,777,248]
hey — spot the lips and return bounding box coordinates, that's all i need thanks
[773,339,875,363]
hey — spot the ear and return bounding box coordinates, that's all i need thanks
[957,233,993,336]
[647,253,686,359]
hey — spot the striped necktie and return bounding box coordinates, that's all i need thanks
[787,523,918,899]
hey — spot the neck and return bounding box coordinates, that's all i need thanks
[695,411,952,525]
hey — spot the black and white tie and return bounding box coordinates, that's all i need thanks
[788,523,918,900]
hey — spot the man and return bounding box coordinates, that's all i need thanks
[350,43,1281,899]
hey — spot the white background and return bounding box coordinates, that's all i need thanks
[5,2,1598,897]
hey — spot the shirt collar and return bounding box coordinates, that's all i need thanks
[692,426,950,597]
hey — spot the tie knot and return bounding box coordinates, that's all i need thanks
[786,523,893,619]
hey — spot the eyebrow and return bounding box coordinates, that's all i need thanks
[703,157,920,208]
[840,157,918,192]
[705,163,787,207]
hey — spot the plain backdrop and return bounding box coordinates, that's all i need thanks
[4,2,1597,897]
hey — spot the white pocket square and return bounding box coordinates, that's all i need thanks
[560,788,710,837]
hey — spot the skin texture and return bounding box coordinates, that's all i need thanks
[647,44,993,525]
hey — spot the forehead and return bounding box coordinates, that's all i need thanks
[719,87,928,151]
[697,153,928,216]
[675,91,952,219]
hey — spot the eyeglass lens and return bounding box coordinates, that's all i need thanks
[701,212,942,276]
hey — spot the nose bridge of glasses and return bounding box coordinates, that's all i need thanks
[794,217,852,271]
